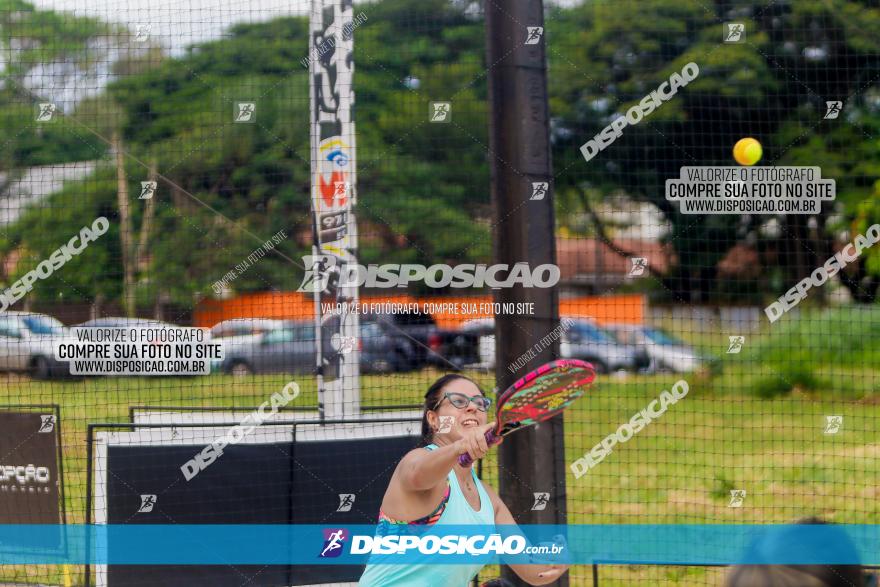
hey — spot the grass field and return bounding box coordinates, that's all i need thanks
[1,367,878,586]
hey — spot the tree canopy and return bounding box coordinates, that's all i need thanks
[1,0,879,307]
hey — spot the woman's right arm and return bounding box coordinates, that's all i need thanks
[397,423,495,491]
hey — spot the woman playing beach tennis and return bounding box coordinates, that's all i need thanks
[358,373,570,587]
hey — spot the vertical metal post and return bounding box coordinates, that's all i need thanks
[85,424,94,587]
[485,1,567,586]
[308,0,361,419]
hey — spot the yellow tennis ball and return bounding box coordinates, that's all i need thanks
[733,137,762,166]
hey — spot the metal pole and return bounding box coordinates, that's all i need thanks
[308,0,361,420]
[85,424,93,587]
[485,1,567,586]
[308,0,326,423]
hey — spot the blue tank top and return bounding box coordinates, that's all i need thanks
[358,444,496,587]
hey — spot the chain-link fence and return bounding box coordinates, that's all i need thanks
[1,0,878,585]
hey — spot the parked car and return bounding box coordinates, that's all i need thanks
[361,310,480,370]
[359,322,416,374]
[561,319,650,373]
[0,312,73,378]
[209,318,293,361]
[77,317,193,333]
[461,318,496,369]
[210,318,291,344]
[604,324,707,373]
[462,317,649,374]
[217,318,414,377]
[77,317,213,376]
[219,321,318,377]
[79,317,165,327]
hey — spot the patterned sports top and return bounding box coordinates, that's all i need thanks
[378,481,451,527]
[359,443,495,586]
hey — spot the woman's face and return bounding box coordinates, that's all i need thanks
[427,378,489,442]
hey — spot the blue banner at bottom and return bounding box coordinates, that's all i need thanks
[0,524,877,565]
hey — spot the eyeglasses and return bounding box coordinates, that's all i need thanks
[435,392,492,412]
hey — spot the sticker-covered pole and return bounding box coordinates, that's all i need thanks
[308,0,360,419]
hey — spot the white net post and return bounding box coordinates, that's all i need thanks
[308,0,361,419]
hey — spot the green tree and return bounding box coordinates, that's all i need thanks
[547,0,880,303]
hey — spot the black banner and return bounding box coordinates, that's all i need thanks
[101,429,419,586]
[0,411,62,524]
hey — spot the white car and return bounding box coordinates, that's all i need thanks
[0,312,74,378]
[78,317,187,329]
[604,324,706,373]
[77,317,210,375]
[77,317,197,341]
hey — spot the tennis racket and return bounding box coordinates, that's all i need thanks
[458,358,596,467]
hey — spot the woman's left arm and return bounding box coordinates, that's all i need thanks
[486,485,569,586]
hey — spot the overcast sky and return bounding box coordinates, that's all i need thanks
[30,0,580,56]
[31,0,309,55]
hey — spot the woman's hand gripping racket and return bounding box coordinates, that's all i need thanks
[458,358,596,467]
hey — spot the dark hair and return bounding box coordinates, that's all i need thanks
[724,517,866,587]
[419,374,485,447]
